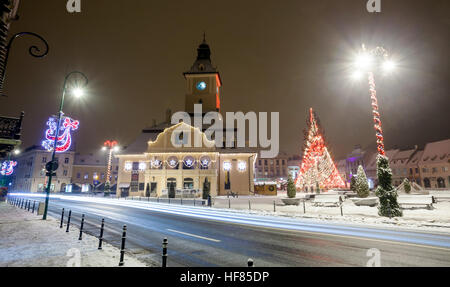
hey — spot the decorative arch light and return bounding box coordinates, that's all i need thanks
[199,156,211,168]
[167,156,179,168]
[124,162,132,171]
[151,159,162,168]
[237,161,247,172]
[223,161,232,171]
[183,156,195,168]
[42,116,79,153]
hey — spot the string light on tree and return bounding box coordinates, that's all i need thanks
[102,140,119,193]
[295,108,346,191]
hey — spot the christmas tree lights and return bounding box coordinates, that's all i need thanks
[295,108,345,190]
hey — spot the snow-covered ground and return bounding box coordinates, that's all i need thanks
[213,196,450,233]
[0,202,147,267]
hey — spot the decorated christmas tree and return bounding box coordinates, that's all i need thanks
[375,155,402,217]
[295,108,346,191]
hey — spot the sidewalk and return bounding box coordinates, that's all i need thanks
[0,202,147,267]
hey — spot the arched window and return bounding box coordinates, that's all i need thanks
[424,178,431,188]
[167,178,176,189]
[437,177,446,188]
[183,178,194,189]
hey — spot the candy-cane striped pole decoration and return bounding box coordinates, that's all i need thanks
[368,71,385,156]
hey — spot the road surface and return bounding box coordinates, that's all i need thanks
[10,194,450,267]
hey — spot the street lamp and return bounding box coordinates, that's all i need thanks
[351,44,397,156]
[42,71,88,220]
[103,140,119,194]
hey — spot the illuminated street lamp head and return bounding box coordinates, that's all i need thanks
[382,60,396,74]
[113,146,120,152]
[72,87,84,98]
[354,52,373,70]
[13,149,20,155]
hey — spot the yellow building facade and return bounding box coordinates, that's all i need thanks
[116,122,256,197]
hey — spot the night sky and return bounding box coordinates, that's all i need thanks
[1,0,449,159]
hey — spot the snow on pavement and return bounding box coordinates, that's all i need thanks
[0,202,147,267]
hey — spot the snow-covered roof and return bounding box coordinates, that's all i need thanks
[391,149,417,167]
[420,139,450,164]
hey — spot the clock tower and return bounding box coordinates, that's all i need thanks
[184,36,222,115]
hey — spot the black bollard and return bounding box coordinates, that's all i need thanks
[66,210,72,232]
[340,204,343,216]
[274,200,276,212]
[303,200,306,214]
[118,225,127,266]
[98,219,105,250]
[162,238,168,267]
[181,197,183,205]
[27,200,31,212]
[249,200,251,210]
[169,198,170,204]
[20,199,23,209]
[248,258,254,267]
[194,199,196,206]
[157,197,159,203]
[229,198,231,209]
[79,214,85,240]
[60,208,65,228]
[32,201,36,214]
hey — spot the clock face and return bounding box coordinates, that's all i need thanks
[196,81,207,91]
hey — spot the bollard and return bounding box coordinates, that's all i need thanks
[27,200,31,212]
[32,201,36,214]
[248,258,254,267]
[229,198,231,209]
[98,218,105,250]
[79,214,85,240]
[181,197,183,205]
[20,199,23,209]
[66,210,72,232]
[249,200,251,210]
[162,238,168,267]
[274,200,276,212]
[60,208,65,228]
[169,198,171,204]
[303,200,306,214]
[157,197,159,203]
[118,225,127,266]
[194,198,196,206]
[340,204,343,216]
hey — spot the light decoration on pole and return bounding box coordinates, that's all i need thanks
[103,140,118,192]
[0,161,17,176]
[42,116,79,153]
[352,44,397,156]
[295,108,346,190]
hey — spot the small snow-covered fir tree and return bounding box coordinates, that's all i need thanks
[287,175,296,198]
[355,165,370,198]
[403,178,411,194]
[350,175,357,192]
[375,155,402,217]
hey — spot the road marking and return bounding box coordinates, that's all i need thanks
[167,229,221,243]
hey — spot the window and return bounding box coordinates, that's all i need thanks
[183,178,194,189]
[415,168,419,174]
[42,157,47,163]
[76,173,81,179]
[63,170,68,176]
[139,183,145,191]
[432,167,438,173]
[64,158,69,164]
[84,173,89,180]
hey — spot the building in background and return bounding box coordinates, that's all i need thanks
[419,139,450,189]
[287,155,301,181]
[254,151,289,182]
[10,145,74,193]
[70,152,118,193]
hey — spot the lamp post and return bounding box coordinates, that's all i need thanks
[42,71,88,220]
[352,44,396,156]
[102,140,119,193]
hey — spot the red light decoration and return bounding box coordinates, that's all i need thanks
[295,108,346,190]
[368,71,385,155]
[42,116,79,153]
[1,161,17,176]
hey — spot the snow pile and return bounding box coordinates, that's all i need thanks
[0,203,147,267]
